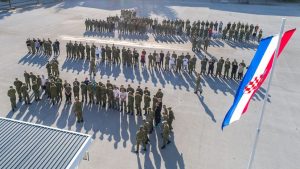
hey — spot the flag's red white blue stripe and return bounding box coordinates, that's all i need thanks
[222,29,296,129]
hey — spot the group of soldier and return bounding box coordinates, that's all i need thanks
[85,8,263,45]
[65,42,199,75]
[25,38,60,56]
[135,104,175,153]
[221,22,263,42]
[200,56,247,80]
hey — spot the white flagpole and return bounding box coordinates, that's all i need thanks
[246,18,286,169]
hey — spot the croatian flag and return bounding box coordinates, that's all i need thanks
[222,29,296,129]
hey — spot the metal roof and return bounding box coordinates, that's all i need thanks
[0,117,92,169]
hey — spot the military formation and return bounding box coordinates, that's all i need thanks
[16,9,260,156]
[221,22,263,42]
[25,38,60,56]
[85,9,263,47]
[8,66,177,124]
[66,42,199,75]
[199,56,247,80]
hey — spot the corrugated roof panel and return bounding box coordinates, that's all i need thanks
[0,118,92,169]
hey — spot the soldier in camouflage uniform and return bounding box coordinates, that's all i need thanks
[87,81,95,104]
[21,83,30,104]
[7,86,17,111]
[81,81,87,102]
[32,81,40,101]
[135,126,147,153]
[161,121,171,149]
[135,92,142,116]
[24,71,31,89]
[215,57,224,77]
[14,78,23,102]
[223,58,231,79]
[127,91,134,115]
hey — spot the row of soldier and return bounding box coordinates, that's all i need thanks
[200,56,247,80]
[10,70,172,117]
[25,38,60,56]
[222,24,263,42]
[85,11,262,41]
[66,42,199,74]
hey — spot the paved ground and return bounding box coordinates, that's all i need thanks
[0,0,299,169]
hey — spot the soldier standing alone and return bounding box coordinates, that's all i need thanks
[7,86,17,111]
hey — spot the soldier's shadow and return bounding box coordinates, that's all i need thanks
[18,53,50,68]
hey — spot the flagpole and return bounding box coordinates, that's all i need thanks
[246,18,286,169]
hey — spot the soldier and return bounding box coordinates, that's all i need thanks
[80,42,85,59]
[14,78,23,102]
[200,56,208,75]
[64,83,72,104]
[148,53,153,68]
[215,57,224,77]
[89,59,96,77]
[165,51,170,71]
[204,37,209,52]
[24,71,31,89]
[168,107,175,130]
[95,82,102,105]
[87,82,95,104]
[46,61,52,76]
[127,91,134,115]
[136,86,143,96]
[29,72,37,84]
[155,89,163,99]
[74,97,84,123]
[66,41,71,58]
[207,58,215,76]
[161,121,171,149]
[86,43,91,60]
[73,82,80,100]
[37,75,42,90]
[52,61,59,77]
[7,86,17,111]
[191,55,197,72]
[152,95,158,110]
[231,59,238,79]
[50,83,57,105]
[224,58,231,79]
[100,84,107,108]
[81,81,87,102]
[135,92,142,116]
[147,108,154,133]
[56,78,63,100]
[126,84,134,94]
[21,83,30,104]
[135,126,146,153]
[32,81,40,101]
[194,73,202,94]
[176,56,182,73]
[107,86,114,108]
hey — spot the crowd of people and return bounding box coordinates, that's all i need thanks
[25,38,60,56]
[8,62,176,151]
[84,9,263,44]
[65,42,199,75]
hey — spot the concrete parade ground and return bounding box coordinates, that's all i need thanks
[0,0,299,169]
